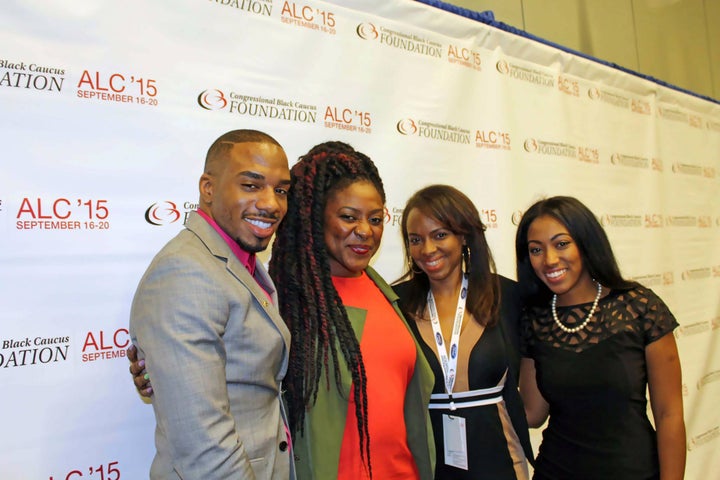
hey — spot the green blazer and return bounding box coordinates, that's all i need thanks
[293,267,436,480]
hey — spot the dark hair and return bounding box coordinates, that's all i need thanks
[514,195,636,303]
[397,184,500,327]
[268,141,385,474]
[204,129,282,173]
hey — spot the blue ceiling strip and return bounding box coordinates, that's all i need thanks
[415,0,719,105]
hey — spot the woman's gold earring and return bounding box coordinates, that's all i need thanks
[462,245,471,273]
[409,259,423,275]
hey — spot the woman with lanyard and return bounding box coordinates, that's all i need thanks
[394,185,533,480]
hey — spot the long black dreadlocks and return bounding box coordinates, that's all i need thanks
[269,141,386,476]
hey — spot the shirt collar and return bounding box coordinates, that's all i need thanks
[196,209,256,276]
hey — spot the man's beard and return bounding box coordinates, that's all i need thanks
[236,236,269,254]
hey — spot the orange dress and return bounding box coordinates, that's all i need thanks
[334,272,420,480]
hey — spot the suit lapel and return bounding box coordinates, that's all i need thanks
[184,212,291,354]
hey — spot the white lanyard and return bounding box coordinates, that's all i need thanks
[427,273,468,411]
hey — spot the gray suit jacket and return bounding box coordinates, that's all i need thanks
[130,211,293,479]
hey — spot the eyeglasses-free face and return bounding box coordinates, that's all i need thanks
[323,180,385,278]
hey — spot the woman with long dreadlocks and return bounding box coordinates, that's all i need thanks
[268,141,435,480]
[126,140,435,478]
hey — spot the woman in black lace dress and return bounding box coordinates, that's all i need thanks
[514,196,685,480]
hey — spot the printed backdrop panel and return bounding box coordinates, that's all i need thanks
[1,0,718,478]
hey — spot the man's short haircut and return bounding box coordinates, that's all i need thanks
[204,129,283,173]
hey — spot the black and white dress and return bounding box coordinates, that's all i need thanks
[397,276,534,480]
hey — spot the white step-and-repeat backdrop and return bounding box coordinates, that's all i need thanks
[1,0,718,478]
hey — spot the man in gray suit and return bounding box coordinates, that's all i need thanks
[130,129,294,479]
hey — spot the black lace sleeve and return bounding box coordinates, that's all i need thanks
[625,286,679,345]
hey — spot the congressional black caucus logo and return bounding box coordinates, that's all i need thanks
[671,163,703,176]
[665,216,698,227]
[587,87,633,108]
[495,60,510,75]
[145,201,182,226]
[522,138,578,160]
[674,321,711,339]
[599,214,642,228]
[198,89,317,124]
[511,210,523,226]
[630,273,664,287]
[356,23,442,58]
[396,118,471,144]
[495,60,554,87]
[384,207,392,225]
[385,206,404,227]
[656,106,687,123]
[523,138,538,153]
[198,89,228,110]
[356,23,379,40]
[610,153,649,169]
[681,268,711,281]
[396,118,418,135]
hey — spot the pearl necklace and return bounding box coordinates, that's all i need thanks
[551,280,603,333]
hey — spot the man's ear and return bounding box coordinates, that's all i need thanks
[199,173,213,205]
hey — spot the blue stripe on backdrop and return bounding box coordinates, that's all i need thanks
[415,0,720,105]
